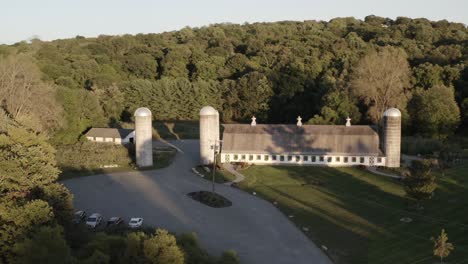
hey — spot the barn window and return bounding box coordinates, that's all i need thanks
[272,155,277,161]
[352,157,357,163]
[327,157,332,162]
[312,156,316,162]
[360,157,365,163]
[280,156,285,161]
[257,155,261,160]
[336,157,340,162]
[344,157,349,163]
[304,156,308,161]
[377,157,382,163]
[296,156,300,162]
[241,155,246,160]
[319,156,324,162]
[288,156,293,161]
[264,155,269,161]
[249,155,254,161]
[234,155,239,160]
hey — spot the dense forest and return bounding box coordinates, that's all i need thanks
[0,15,467,146]
[0,15,467,263]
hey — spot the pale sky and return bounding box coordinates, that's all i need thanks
[1,0,466,44]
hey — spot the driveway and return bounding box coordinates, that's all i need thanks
[63,140,332,264]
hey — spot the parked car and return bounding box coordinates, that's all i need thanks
[128,218,143,228]
[86,213,102,228]
[73,210,86,224]
[106,217,123,227]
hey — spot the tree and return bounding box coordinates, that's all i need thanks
[403,160,437,207]
[143,229,184,264]
[12,225,72,264]
[0,200,54,262]
[0,120,72,262]
[218,250,240,264]
[124,53,157,79]
[0,54,63,134]
[0,54,40,118]
[350,46,411,123]
[93,84,125,124]
[124,232,147,263]
[307,88,361,125]
[0,126,59,197]
[409,85,460,138]
[54,87,106,144]
[431,229,454,263]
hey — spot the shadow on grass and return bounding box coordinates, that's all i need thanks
[153,120,199,140]
[59,148,177,181]
[239,166,408,263]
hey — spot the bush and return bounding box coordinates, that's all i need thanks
[177,233,216,264]
[56,140,133,171]
[232,162,248,169]
[218,250,240,264]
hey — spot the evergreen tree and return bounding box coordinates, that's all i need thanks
[403,160,437,207]
[143,229,184,264]
[431,229,454,263]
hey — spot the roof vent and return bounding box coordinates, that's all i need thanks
[297,116,302,127]
[345,117,351,127]
[251,116,256,126]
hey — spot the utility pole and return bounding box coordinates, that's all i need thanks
[210,139,222,193]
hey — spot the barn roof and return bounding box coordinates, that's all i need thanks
[221,124,383,156]
[85,128,134,139]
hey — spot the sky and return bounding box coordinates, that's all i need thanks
[1,0,467,44]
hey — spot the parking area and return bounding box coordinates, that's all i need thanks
[63,140,332,264]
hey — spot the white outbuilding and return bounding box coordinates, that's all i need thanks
[85,128,135,144]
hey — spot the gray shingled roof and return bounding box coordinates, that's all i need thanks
[85,128,134,139]
[221,124,383,156]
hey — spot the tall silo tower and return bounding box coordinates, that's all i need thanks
[199,106,220,165]
[383,108,401,168]
[134,107,153,167]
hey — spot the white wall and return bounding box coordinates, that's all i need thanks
[122,131,135,144]
[220,153,386,167]
[86,131,135,145]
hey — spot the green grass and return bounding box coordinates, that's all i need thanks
[153,121,199,140]
[194,166,236,183]
[59,148,177,180]
[237,165,468,264]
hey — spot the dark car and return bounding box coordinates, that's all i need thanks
[106,217,123,227]
[73,210,86,224]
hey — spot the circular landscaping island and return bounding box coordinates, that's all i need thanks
[187,191,232,208]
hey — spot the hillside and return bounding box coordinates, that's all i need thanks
[1,16,466,145]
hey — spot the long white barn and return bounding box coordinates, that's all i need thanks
[199,107,401,168]
[220,123,386,167]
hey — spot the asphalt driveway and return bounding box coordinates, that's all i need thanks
[63,140,332,264]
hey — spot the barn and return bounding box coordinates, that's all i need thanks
[199,106,402,168]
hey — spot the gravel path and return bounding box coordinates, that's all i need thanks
[222,163,246,185]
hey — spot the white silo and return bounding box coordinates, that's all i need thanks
[134,107,153,168]
[199,106,220,165]
[383,108,401,168]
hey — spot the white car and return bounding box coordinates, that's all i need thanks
[128,218,143,228]
[86,213,102,228]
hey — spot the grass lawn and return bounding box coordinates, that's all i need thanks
[59,148,177,181]
[238,165,468,264]
[194,165,236,183]
[153,121,199,139]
